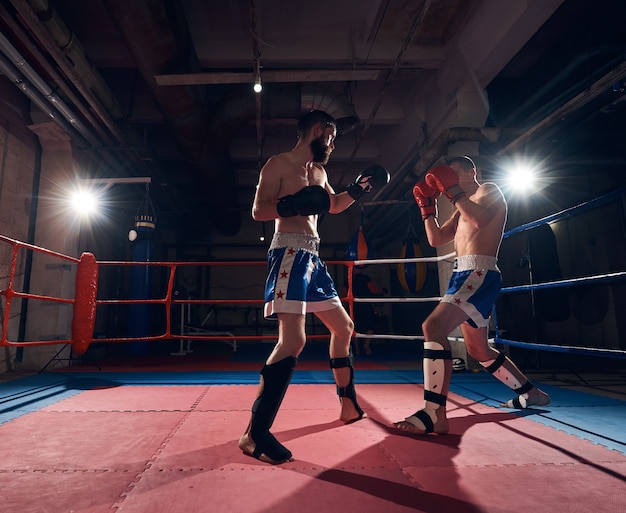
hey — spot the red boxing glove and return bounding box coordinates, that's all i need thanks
[413,181,438,220]
[425,165,466,204]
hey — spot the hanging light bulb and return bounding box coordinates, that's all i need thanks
[253,69,262,93]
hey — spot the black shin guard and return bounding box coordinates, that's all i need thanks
[251,356,297,434]
[250,356,297,461]
[329,356,365,420]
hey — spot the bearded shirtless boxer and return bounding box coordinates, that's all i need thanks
[239,110,389,462]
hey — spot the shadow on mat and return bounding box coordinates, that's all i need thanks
[298,467,486,513]
[365,401,626,484]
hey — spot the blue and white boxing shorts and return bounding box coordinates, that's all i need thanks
[264,232,342,319]
[442,255,501,328]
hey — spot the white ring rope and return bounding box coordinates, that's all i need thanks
[349,251,455,342]
[353,251,455,267]
[348,245,626,359]
[353,333,483,343]
[354,297,442,303]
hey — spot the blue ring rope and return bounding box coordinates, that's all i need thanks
[501,271,626,293]
[494,187,626,358]
[494,337,626,359]
[503,186,626,239]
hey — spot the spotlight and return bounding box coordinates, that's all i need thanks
[69,186,102,218]
[506,164,537,192]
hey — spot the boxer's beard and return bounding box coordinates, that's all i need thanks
[310,136,331,164]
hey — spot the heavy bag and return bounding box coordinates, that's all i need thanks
[345,225,372,266]
[397,238,426,292]
[528,224,570,322]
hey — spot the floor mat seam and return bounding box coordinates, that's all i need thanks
[110,386,210,511]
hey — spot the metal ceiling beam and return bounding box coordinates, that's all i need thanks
[154,69,381,86]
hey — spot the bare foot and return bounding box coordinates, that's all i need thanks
[238,431,293,464]
[339,397,367,424]
[501,387,551,409]
[393,410,449,435]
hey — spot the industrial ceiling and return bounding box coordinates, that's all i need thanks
[0,0,624,250]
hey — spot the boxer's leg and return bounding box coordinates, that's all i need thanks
[395,341,452,434]
[239,356,297,464]
[330,356,367,423]
[480,351,550,408]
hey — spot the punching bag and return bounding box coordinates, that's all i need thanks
[397,238,426,293]
[127,188,156,356]
[528,224,569,322]
[345,223,373,265]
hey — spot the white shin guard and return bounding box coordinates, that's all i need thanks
[423,341,452,411]
[480,351,533,395]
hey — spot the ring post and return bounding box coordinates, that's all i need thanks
[71,252,99,355]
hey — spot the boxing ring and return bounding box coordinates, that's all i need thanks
[1,187,625,367]
[0,193,625,513]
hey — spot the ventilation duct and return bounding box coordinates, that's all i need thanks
[27,0,123,120]
[300,84,359,136]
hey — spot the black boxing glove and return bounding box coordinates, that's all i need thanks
[347,164,390,200]
[276,185,330,218]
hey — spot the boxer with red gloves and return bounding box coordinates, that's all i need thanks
[396,156,550,437]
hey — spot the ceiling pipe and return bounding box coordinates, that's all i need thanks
[24,0,124,120]
[0,2,116,146]
[0,29,101,146]
[10,0,123,136]
[0,45,150,186]
[0,0,217,244]
[0,51,89,143]
[8,0,140,165]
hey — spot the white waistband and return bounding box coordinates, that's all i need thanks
[453,255,499,272]
[269,232,320,255]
